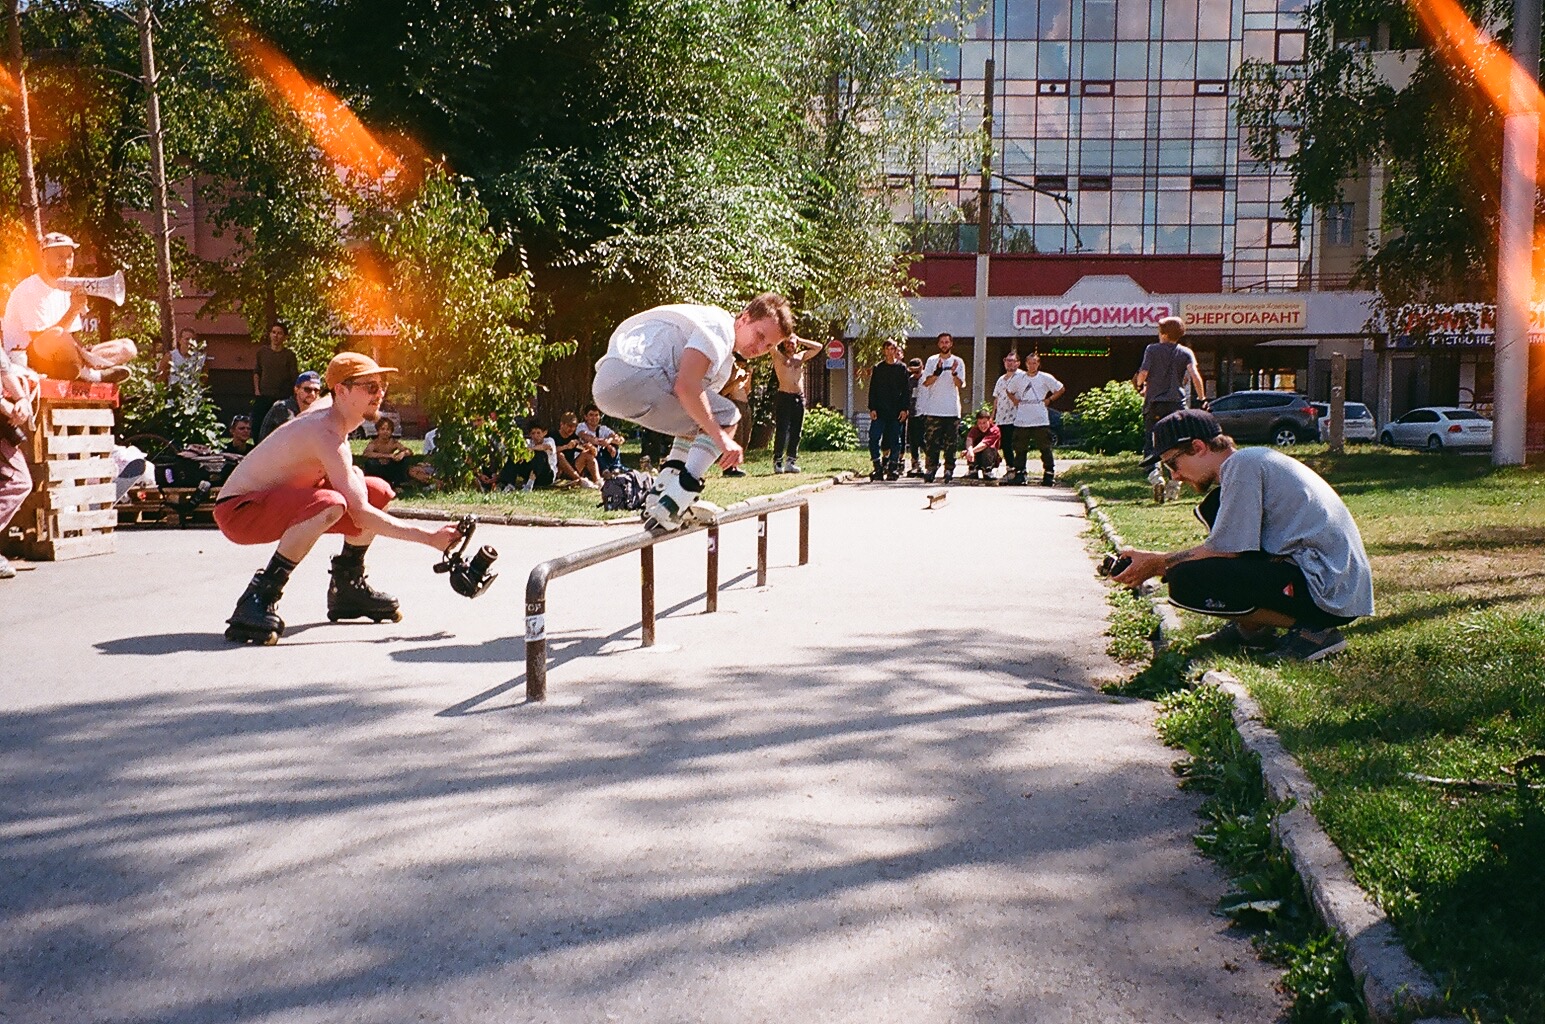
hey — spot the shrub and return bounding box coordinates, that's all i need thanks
[800,405,859,450]
[1073,380,1145,453]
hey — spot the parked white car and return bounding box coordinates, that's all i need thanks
[1378,407,1493,451]
[1311,402,1378,443]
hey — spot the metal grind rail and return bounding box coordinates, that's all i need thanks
[524,493,811,701]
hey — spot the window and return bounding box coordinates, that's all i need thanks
[1276,30,1307,63]
[1209,394,1244,412]
[1034,174,1069,192]
[1267,219,1299,247]
[1195,80,1227,96]
[1079,175,1112,191]
[1037,79,1071,95]
[1324,202,1353,246]
[1191,174,1225,191]
[1082,80,1114,95]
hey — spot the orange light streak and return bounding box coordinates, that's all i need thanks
[228,30,406,187]
[1412,0,1544,118]
[332,246,398,334]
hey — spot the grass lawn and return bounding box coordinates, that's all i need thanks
[1065,444,1545,1024]
[386,449,875,521]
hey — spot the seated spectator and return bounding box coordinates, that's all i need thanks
[497,421,556,491]
[224,414,255,456]
[552,411,600,489]
[259,370,323,440]
[422,426,437,455]
[469,413,505,491]
[405,459,441,491]
[1114,410,1374,662]
[359,416,412,487]
[962,411,1002,480]
[578,403,625,476]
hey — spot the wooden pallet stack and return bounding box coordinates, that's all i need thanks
[1,380,119,561]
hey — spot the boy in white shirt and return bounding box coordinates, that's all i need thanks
[1011,353,1065,486]
[591,294,793,531]
[991,350,1029,485]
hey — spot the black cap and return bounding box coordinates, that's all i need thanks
[1141,409,1222,468]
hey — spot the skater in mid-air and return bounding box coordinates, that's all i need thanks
[591,293,794,532]
[213,352,459,644]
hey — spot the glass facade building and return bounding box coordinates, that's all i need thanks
[913,0,1311,292]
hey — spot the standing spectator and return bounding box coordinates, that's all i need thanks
[905,356,926,477]
[2,232,137,383]
[917,332,965,484]
[252,321,300,430]
[359,417,412,487]
[578,404,625,476]
[1115,409,1373,662]
[0,345,34,579]
[224,415,256,456]
[991,350,1028,484]
[721,354,753,478]
[771,334,824,474]
[865,339,910,481]
[639,428,671,472]
[499,421,557,491]
[552,411,600,489]
[1013,352,1065,486]
[1134,316,1206,497]
[259,370,323,440]
[963,411,1002,480]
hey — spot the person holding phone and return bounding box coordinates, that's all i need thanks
[916,332,965,483]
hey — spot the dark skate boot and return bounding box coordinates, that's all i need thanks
[327,546,402,623]
[224,559,292,645]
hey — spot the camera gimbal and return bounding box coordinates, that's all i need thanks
[434,515,498,598]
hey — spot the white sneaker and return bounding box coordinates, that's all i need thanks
[1146,466,1165,487]
[1163,479,1182,501]
[0,555,14,580]
[642,466,693,531]
[578,478,600,490]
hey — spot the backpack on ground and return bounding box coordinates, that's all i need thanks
[600,470,652,511]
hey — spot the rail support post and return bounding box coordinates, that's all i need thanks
[756,513,768,587]
[525,596,548,703]
[799,502,809,566]
[705,526,720,613]
[641,544,656,646]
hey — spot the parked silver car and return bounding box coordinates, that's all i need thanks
[1206,390,1318,445]
[1378,407,1493,451]
[1311,401,1377,442]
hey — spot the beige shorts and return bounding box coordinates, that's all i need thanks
[592,357,740,439]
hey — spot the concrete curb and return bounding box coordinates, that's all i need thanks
[1206,671,1460,1024]
[394,471,855,527]
[1076,484,1460,1024]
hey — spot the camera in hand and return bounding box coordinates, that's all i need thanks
[433,514,499,598]
[0,420,24,447]
[1098,553,1132,578]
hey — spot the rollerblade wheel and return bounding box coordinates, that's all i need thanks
[225,624,279,645]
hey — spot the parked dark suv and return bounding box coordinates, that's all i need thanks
[1205,390,1318,445]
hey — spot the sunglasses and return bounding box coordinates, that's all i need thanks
[298,385,321,394]
[342,379,387,396]
[1160,443,1193,473]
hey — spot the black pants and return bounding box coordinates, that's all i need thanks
[1143,400,1185,459]
[869,413,905,468]
[641,430,672,464]
[252,396,283,435]
[923,416,959,476]
[1166,553,1355,630]
[1016,425,1055,477]
[773,392,806,463]
[998,424,1018,475]
[497,457,553,490]
[906,414,926,468]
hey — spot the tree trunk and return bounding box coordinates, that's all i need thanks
[6,0,41,243]
[136,0,177,352]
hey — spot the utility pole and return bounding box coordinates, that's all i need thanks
[136,0,177,352]
[971,58,994,412]
[6,0,41,242]
[1494,0,1540,465]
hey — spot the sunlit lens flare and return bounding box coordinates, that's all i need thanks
[0,63,17,98]
[227,29,406,187]
[1412,0,1544,117]
[332,246,398,334]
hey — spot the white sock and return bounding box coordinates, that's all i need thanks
[684,435,722,480]
[79,367,103,383]
[666,438,692,466]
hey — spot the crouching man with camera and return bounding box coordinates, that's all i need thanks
[213,352,459,644]
[1113,409,1374,662]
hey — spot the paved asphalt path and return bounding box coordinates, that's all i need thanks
[0,480,1284,1023]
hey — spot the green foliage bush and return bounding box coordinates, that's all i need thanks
[800,405,859,451]
[115,342,223,448]
[1073,380,1145,454]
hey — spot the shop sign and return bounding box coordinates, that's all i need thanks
[1392,302,1545,348]
[1180,299,1306,331]
[1037,344,1111,358]
[1013,301,1172,335]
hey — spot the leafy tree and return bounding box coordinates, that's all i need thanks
[116,339,223,446]
[1233,1,1528,307]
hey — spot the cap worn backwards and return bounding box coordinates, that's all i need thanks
[1141,408,1223,469]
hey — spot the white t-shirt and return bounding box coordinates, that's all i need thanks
[527,435,557,473]
[992,370,1029,425]
[1013,371,1062,428]
[915,353,965,417]
[601,304,737,393]
[423,428,437,454]
[2,275,76,362]
[578,422,617,445]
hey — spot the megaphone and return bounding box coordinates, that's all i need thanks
[58,269,126,307]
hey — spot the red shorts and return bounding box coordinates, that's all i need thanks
[214,477,394,545]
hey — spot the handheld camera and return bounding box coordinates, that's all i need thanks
[1098,553,1132,578]
[434,515,499,598]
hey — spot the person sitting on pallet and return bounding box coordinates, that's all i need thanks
[1,232,137,384]
[0,342,35,580]
[590,293,793,532]
[213,352,459,644]
[1113,409,1374,662]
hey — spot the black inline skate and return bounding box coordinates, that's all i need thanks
[224,564,289,645]
[326,547,402,623]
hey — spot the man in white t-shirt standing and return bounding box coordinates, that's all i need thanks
[916,332,965,484]
[1,232,137,383]
[1012,352,1065,486]
[990,350,1029,485]
[591,293,793,531]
